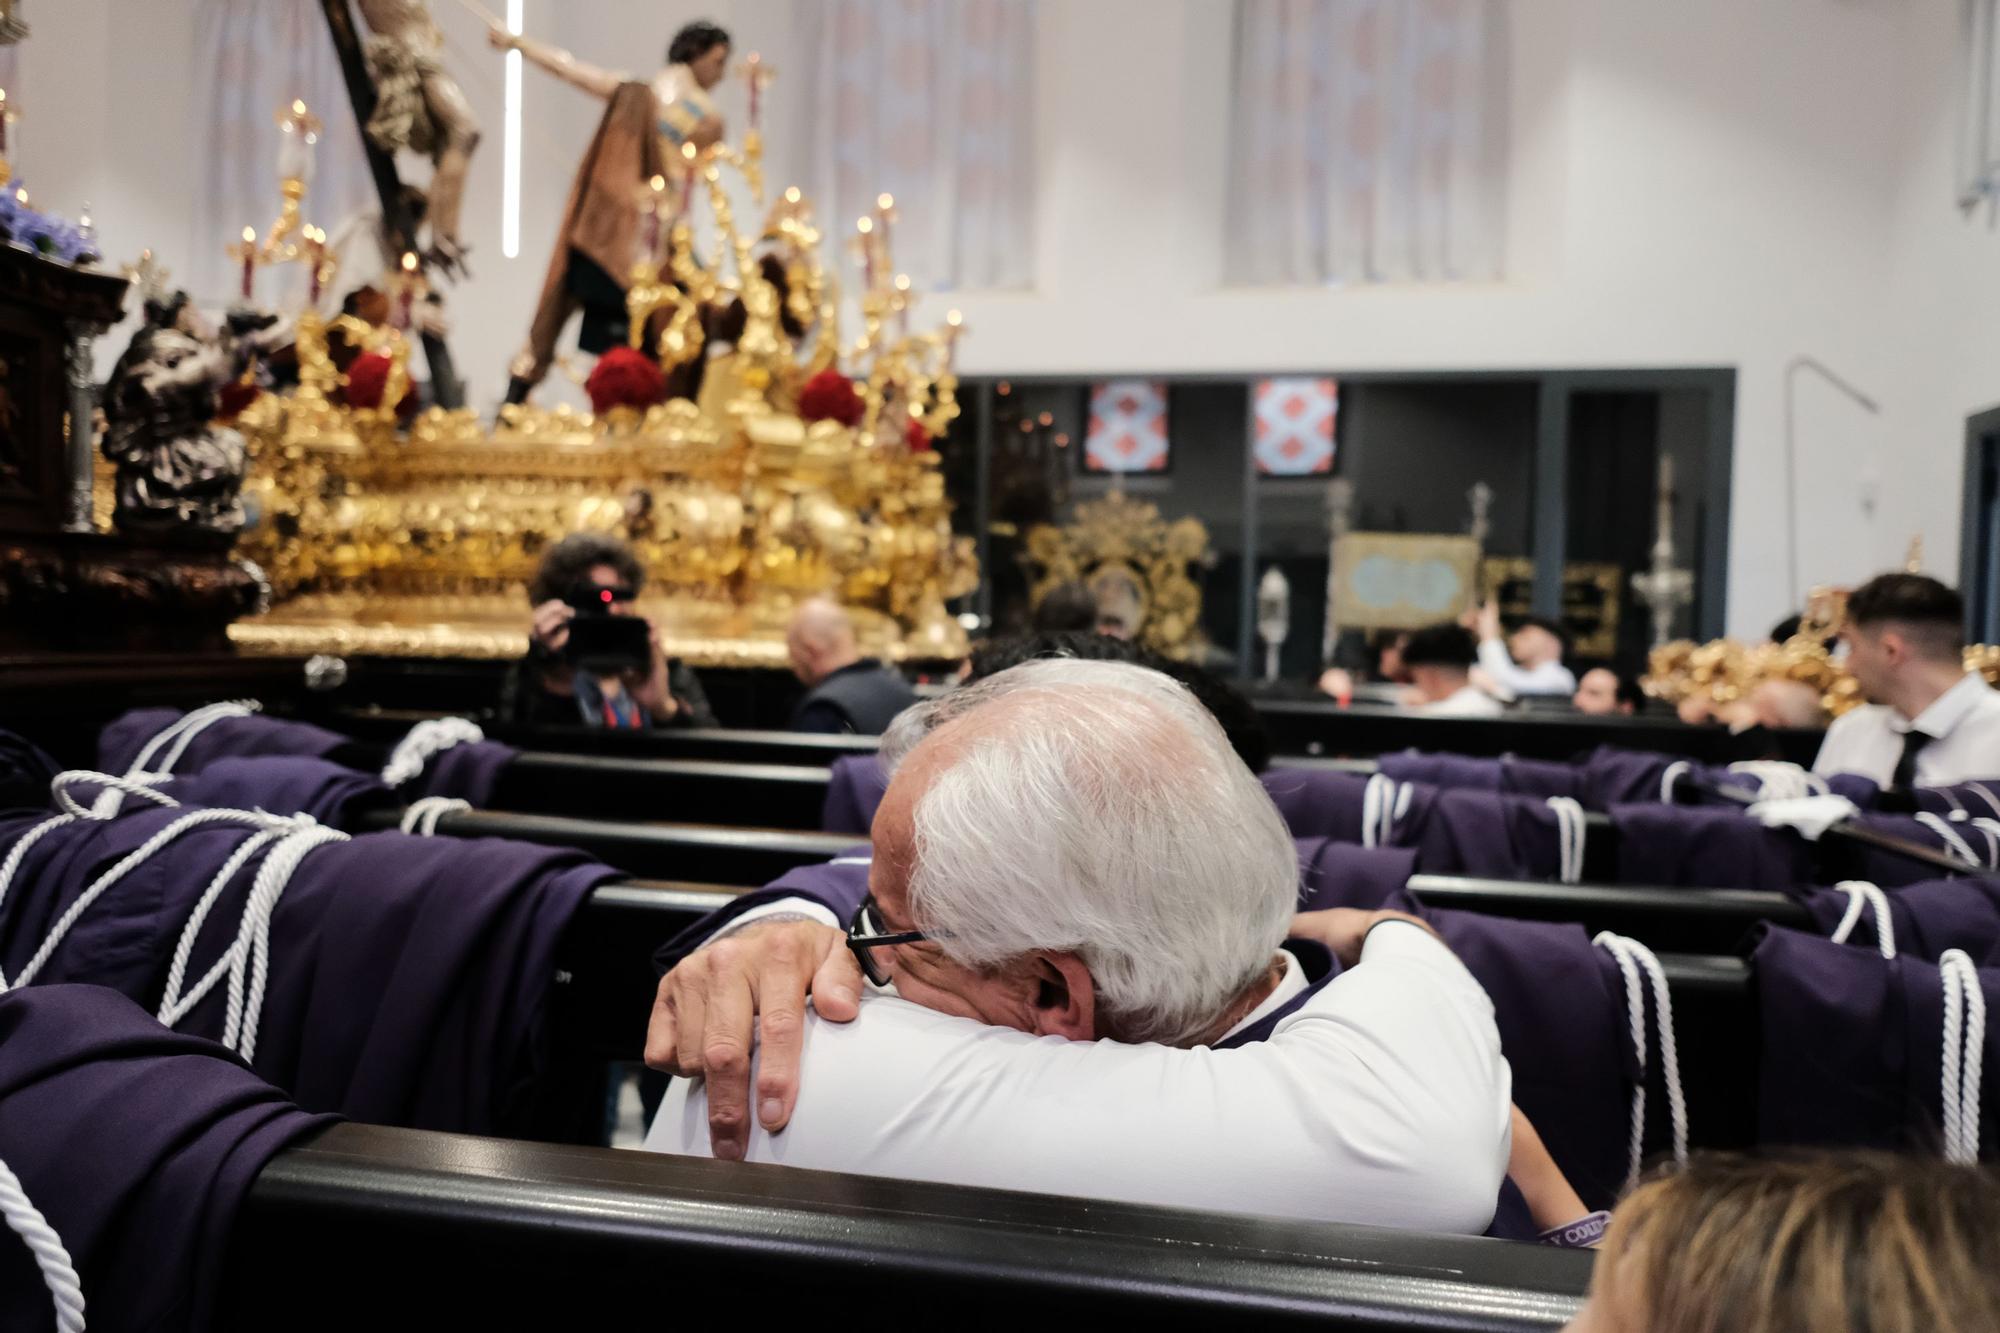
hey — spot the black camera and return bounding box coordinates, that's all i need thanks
[562,583,650,674]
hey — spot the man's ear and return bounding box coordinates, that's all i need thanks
[1026,952,1097,1040]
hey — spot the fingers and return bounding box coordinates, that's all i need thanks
[749,931,812,1134]
[810,944,865,1023]
[642,971,680,1072]
[700,942,759,1160]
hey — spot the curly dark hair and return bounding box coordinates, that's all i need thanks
[667,20,730,66]
[529,532,644,606]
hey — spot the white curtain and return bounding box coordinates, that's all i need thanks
[1226,0,1509,286]
[769,0,1037,292]
[1959,0,2000,215]
[194,0,375,307]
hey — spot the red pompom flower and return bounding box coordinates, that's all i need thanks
[586,346,668,415]
[904,417,935,454]
[215,379,262,421]
[798,368,865,427]
[344,352,395,410]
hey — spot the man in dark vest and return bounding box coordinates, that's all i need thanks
[786,598,919,734]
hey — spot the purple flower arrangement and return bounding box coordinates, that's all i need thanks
[0,184,98,265]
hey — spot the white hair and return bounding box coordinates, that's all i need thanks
[879,658,1296,1047]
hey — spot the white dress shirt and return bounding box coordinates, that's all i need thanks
[1812,672,2000,787]
[1419,683,1506,718]
[645,922,1514,1234]
[1477,639,1576,698]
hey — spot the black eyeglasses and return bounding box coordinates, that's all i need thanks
[845,894,930,987]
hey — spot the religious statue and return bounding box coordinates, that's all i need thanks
[356,0,481,274]
[101,291,250,542]
[488,17,733,401]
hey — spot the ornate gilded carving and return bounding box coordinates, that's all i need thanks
[1021,492,1210,658]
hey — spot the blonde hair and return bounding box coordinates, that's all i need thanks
[1590,1153,2000,1333]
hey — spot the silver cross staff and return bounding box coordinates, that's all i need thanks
[1632,452,1695,647]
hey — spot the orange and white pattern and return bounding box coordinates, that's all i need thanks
[1085,380,1170,473]
[1254,377,1338,476]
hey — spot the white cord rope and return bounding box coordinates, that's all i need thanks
[124,700,261,777]
[1917,812,1991,868]
[1828,881,1897,958]
[50,770,179,821]
[398,797,472,836]
[1,809,277,992]
[1964,783,2000,822]
[0,1156,84,1332]
[156,828,285,1028]
[1547,796,1587,884]
[1658,760,1692,804]
[1727,760,1827,803]
[1940,949,1988,1165]
[1360,774,1408,849]
[223,822,348,1062]
[381,718,485,788]
[1595,932,1690,1186]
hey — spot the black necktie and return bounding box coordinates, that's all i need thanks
[1892,729,1934,789]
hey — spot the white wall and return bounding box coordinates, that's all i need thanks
[13,0,1976,638]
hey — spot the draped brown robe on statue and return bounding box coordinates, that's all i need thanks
[509,82,667,388]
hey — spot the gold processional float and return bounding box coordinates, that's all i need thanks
[222,100,978,668]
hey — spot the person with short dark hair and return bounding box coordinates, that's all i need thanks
[503,532,715,728]
[786,599,919,735]
[1572,665,1642,717]
[1472,602,1575,698]
[1031,581,1099,634]
[1402,623,1502,717]
[1812,573,2000,787]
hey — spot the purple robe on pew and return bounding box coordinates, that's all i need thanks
[0,984,336,1333]
[97,707,350,775]
[1913,781,2000,821]
[1255,768,1375,840]
[1294,838,1418,911]
[160,756,394,827]
[1611,804,1811,888]
[1754,925,1997,1156]
[1377,752,1585,802]
[823,754,892,836]
[1836,813,1999,886]
[1400,789,1570,881]
[0,805,612,1134]
[407,738,519,806]
[1793,876,2000,964]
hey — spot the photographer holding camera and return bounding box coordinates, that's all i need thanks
[503,533,716,729]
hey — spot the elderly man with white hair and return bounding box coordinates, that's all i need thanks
[642,660,1521,1233]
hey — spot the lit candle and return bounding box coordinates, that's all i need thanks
[240,226,258,300]
[396,251,419,329]
[875,191,894,261]
[677,142,698,222]
[745,52,763,132]
[944,309,963,374]
[645,174,666,261]
[0,89,9,156]
[306,226,325,304]
[857,216,877,289]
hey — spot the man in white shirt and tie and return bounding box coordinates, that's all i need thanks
[639,659,1542,1234]
[1812,573,2000,789]
[1401,623,1505,717]
[1473,602,1577,699]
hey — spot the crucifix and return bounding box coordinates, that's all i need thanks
[1631,452,1695,648]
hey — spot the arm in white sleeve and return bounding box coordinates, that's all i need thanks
[707,897,842,940]
[646,922,1512,1234]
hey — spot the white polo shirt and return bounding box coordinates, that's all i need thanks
[1477,639,1576,699]
[1812,672,2000,787]
[644,921,1514,1235]
[1420,683,1506,718]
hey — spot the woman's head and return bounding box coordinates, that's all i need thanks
[667,20,731,88]
[1570,1153,2000,1333]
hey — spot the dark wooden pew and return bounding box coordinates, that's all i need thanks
[491,753,836,829]
[1253,701,1825,765]
[225,1122,1593,1331]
